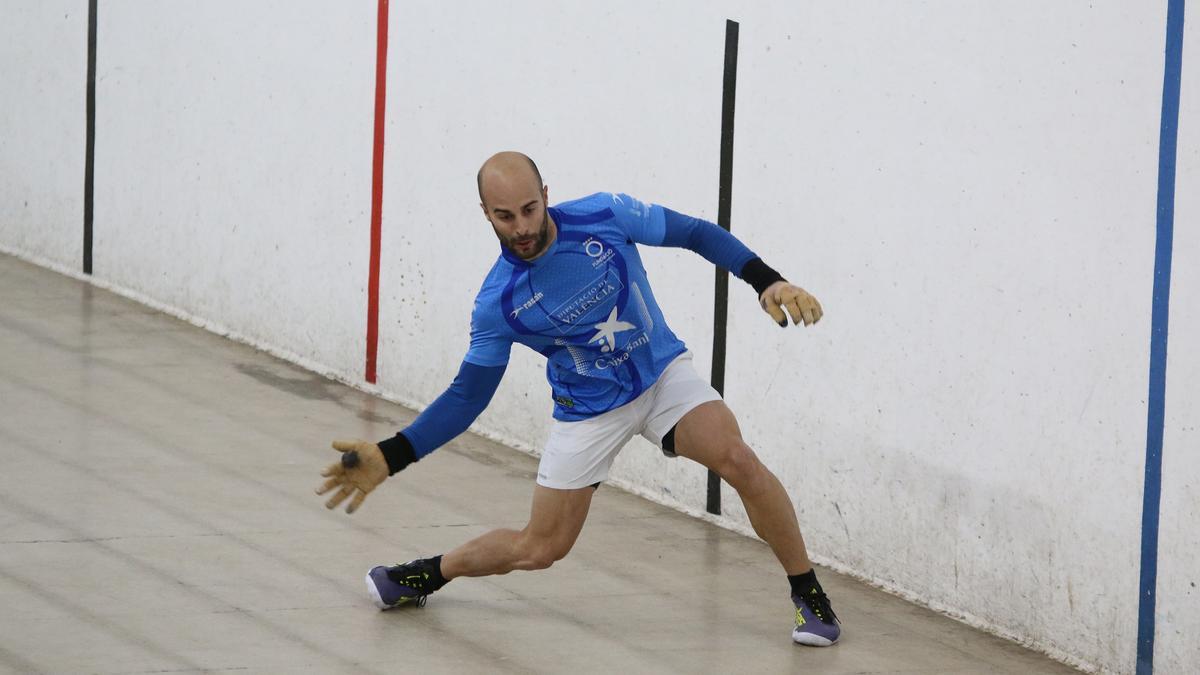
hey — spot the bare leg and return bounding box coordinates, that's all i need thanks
[440,484,595,579]
[674,401,812,575]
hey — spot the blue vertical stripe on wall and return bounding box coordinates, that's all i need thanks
[1136,1,1186,673]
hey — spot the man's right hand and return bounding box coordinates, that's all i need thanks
[315,439,389,514]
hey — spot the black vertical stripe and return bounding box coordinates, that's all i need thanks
[708,19,738,516]
[83,0,97,275]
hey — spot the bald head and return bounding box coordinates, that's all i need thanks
[477,151,543,206]
[477,151,554,260]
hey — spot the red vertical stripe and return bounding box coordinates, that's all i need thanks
[365,0,389,383]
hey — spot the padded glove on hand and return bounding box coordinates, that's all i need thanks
[760,281,823,327]
[315,439,389,514]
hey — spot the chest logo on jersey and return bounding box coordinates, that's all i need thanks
[589,306,649,371]
[510,291,544,319]
[583,236,615,268]
[588,307,636,353]
[548,272,623,333]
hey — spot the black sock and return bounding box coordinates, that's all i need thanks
[788,569,821,597]
[427,555,449,591]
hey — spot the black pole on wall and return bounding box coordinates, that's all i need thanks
[708,19,739,516]
[83,0,97,275]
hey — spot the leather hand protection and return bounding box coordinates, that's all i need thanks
[760,281,823,327]
[315,439,389,514]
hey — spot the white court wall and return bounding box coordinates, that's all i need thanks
[721,3,1163,671]
[0,1,86,269]
[1,2,1196,674]
[87,0,377,378]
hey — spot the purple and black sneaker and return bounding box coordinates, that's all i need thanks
[792,589,841,646]
[365,559,440,609]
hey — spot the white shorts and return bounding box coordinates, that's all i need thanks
[536,352,723,490]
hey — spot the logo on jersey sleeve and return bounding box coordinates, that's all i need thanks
[610,193,647,220]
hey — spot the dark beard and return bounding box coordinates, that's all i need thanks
[506,212,551,259]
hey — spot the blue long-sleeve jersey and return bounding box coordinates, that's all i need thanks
[388,192,774,464]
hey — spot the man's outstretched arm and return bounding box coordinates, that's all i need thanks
[315,360,506,513]
[378,360,507,472]
[657,206,824,327]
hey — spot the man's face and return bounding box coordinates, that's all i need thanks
[481,183,552,260]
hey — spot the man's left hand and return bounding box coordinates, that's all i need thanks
[760,281,823,327]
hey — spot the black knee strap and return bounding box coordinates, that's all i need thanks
[662,425,678,456]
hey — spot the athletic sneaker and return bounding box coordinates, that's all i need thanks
[365,559,439,609]
[792,589,840,646]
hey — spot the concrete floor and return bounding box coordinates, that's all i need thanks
[0,252,1080,675]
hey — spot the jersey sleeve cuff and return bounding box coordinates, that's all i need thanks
[739,257,786,297]
[377,432,418,475]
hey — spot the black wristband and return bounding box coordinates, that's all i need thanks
[377,432,418,475]
[739,257,786,297]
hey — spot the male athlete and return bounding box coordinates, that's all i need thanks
[315,151,840,646]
